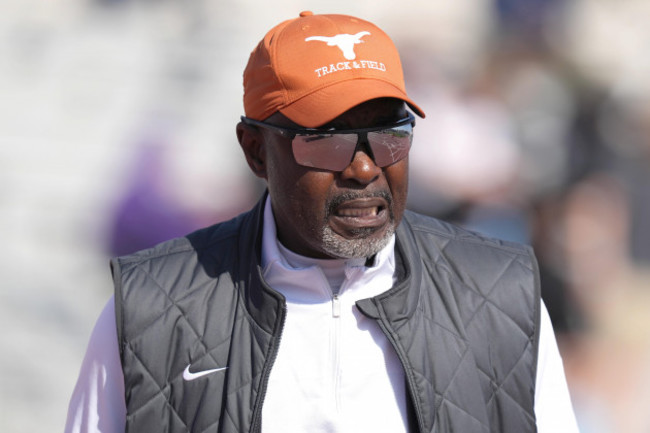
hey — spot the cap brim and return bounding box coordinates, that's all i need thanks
[279,79,425,128]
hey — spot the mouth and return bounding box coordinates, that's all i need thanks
[336,202,384,218]
[329,195,391,235]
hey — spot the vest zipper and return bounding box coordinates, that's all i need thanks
[250,303,287,433]
[375,313,426,433]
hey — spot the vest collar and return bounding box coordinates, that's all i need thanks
[355,213,422,322]
[237,192,286,336]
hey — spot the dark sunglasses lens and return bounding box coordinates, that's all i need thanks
[292,134,357,171]
[368,124,413,167]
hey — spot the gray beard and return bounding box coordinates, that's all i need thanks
[320,190,396,259]
[320,222,395,259]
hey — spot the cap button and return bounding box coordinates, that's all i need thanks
[299,11,313,17]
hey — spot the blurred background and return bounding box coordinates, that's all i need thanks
[1,0,649,431]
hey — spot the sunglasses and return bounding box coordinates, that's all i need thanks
[240,112,415,171]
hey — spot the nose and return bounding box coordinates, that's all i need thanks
[339,145,381,184]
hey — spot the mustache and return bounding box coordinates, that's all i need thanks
[325,191,394,218]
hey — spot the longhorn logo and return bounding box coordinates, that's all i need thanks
[305,31,371,60]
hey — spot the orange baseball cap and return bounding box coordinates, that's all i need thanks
[243,11,425,128]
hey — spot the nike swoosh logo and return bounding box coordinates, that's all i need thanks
[182,364,228,381]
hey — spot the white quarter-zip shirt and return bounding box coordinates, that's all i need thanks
[260,199,408,432]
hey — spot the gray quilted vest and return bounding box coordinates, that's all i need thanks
[113,198,540,433]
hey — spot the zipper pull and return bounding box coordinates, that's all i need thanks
[332,294,341,318]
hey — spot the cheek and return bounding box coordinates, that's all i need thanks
[384,159,409,220]
[288,172,334,215]
[266,154,333,221]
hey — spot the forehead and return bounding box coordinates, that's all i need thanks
[268,97,407,129]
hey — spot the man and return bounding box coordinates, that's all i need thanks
[66,11,579,433]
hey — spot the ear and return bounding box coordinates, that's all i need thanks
[236,122,267,179]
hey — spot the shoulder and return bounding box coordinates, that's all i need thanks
[113,207,255,276]
[110,207,259,342]
[401,210,534,258]
[399,210,539,300]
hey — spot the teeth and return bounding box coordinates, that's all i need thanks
[338,207,378,217]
